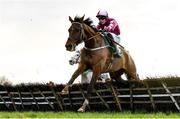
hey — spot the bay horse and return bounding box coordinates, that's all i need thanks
[62,15,140,112]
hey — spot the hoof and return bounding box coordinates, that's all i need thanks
[60,90,69,95]
[77,107,85,112]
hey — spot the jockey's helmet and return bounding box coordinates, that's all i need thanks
[96,10,108,19]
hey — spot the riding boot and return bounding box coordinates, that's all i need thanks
[113,45,121,58]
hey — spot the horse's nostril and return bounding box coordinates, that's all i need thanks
[65,44,72,50]
[65,44,70,47]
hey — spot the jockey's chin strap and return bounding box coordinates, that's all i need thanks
[84,33,110,51]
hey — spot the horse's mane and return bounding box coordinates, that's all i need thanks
[74,16,95,30]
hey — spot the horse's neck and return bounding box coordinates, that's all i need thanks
[84,25,104,48]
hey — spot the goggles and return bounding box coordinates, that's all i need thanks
[98,16,106,20]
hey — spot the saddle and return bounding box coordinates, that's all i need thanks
[101,31,116,53]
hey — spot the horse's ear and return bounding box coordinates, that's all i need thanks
[69,16,73,23]
[80,14,85,23]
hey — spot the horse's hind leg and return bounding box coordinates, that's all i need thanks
[109,70,127,85]
[125,71,138,80]
[125,70,144,87]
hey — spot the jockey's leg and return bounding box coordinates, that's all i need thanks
[112,34,122,57]
[113,45,121,58]
[106,33,121,58]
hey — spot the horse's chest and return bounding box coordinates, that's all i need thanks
[84,54,98,64]
[84,55,92,63]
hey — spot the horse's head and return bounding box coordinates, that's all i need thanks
[65,15,96,51]
[65,15,86,51]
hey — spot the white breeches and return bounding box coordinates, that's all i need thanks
[109,33,121,44]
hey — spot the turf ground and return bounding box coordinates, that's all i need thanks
[0,111,180,118]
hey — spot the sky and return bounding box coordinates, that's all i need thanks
[0,0,180,84]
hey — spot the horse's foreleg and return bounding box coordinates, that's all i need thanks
[78,70,100,112]
[61,67,84,95]
[67,69,81,85]
[77,98,89,112]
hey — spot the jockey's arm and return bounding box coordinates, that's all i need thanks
[96,24,102,30]
[96,25,106,32]
[104,20,118,32]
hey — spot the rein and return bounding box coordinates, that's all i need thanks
[84,33,101,42]
[83,33,110,51]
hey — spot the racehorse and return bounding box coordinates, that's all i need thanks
[62,15,140,112]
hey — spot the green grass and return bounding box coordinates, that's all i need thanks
[0,111,180,118]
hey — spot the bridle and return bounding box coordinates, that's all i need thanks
[71,22,110,51]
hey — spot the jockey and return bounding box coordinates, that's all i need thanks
[96,10,121,57]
